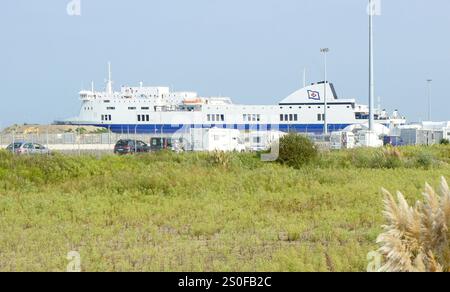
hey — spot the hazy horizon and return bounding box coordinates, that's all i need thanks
[1,0,449,128]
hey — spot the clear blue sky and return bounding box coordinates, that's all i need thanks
[1,0,449,128]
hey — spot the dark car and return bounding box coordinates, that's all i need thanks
[114,139,150,154]
[6,142,51,155]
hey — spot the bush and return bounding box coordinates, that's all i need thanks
[415,151,435,169]
[440,139,450,145]
[367,147,404,169]
[277,133,318,169]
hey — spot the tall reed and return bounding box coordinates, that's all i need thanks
[377,177,450,272]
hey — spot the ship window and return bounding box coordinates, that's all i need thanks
[294,114,298,121]
[221,114,225,122]
[107,107,115,110]
[104,100,110,103]
[289,114,293,121]
[216,114,220,122]
[212,115,216,122]
[141,107,150,110]
[109,115,112,121]
[207,114,211,122]
[101,115,104,121]
[146,115,150,122]
[137,115,141,122]
[280,114,284,121]
[284,114,288,121]
[318,114,321,121]
[257,114,261,122]
[128,107,136,110]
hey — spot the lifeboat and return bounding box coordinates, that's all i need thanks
[182,98,204,105]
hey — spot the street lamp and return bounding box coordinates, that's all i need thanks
[368,0,375,132]
[320,48,330,135]
[427,79,432,121]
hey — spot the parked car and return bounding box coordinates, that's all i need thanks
[6,142,50,155]
[114,139,150,154]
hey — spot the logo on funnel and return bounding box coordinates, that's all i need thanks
[307,90,320,101]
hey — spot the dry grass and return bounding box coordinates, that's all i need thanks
[209,151,232,168]
[377,177,450,272]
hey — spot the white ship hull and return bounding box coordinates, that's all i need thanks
[64,67,406,134]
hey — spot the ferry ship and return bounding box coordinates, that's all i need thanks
[63,64,406,134]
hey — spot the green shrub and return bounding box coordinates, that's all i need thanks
[233,153,264,170]
[93,128,110,134]
[415,151,435,169]
[440,139,450,145]
[372,147,403,169]
[277,133,318,169]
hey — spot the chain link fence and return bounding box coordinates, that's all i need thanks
[0,131,331,156]
[0,132,161,146]
[0,132,177,155]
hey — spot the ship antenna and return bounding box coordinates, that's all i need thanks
[106,62,113,96]
[303,68,307,88]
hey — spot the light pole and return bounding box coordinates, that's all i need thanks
[320,48,330,135]
[427,79,432,121]
[368,0,375,132]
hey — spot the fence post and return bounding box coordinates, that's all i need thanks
[78,128,81,156]
[46,127,49,155]
[135,125,137,153]
[12,131,15,153]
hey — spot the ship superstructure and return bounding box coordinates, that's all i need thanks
[65,65,406,134]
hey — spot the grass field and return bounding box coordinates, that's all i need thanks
[0,146,449,272]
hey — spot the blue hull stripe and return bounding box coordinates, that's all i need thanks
[83,124,353,134]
